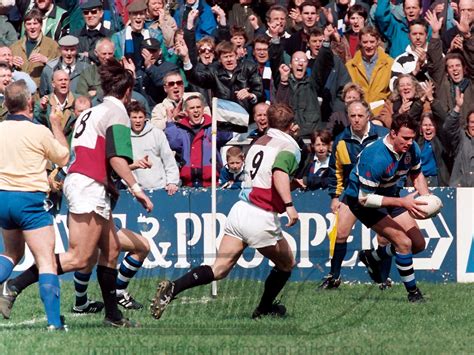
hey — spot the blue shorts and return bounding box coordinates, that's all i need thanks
[344,195,407,228]
[0,191,54,231]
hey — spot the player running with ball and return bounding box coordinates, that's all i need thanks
[343,114,436,302]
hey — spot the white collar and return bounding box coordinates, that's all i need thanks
[350,122,371,143]
[383,134,402,161]
[267,128,300,151]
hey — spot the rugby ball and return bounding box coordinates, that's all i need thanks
[409,194,443,219]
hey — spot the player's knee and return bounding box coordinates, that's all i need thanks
[136,238,150,258]
[395,235,412,254]
[277,258,295,273]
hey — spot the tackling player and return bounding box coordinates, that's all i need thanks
[150,103,300,319]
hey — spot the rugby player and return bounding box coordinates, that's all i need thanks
[150,104,300,319]
[343,114,429,302]
[0,59,154,326]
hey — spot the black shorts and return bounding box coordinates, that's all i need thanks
[343,195,407,228]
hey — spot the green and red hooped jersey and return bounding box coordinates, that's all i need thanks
[67,96,133,188]
[240,128,301,214]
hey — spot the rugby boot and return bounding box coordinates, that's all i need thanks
[150,280,175,320]
[0,281,18,319]
[317,275,341,290]
[358,250,383,284]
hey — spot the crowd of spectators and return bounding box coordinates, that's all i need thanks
[0,0,472,191]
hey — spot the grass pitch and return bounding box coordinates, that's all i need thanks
[0,277,472,354]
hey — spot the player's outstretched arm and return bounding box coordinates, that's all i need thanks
[110,156,154,212]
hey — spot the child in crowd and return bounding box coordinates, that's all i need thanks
[297,130,332,190]
[219,146,247,189]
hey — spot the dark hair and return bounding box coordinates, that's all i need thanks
[230,25,248,43]
[309,27,324,38]
[359,26,380,40]
[127,101,146,116]
[408,18,428,32]
[299,1,321,11]
[0,61,11,71]
[267,103,294,130]
[99,59,135,99]
[310,129,332,151]
[4,80,30,114]
[444,52,466,71]
[266,4,288,22]
[24,8,43,24]
[253,35,270,47]
[347,4,368,20]
[391,113,419,133]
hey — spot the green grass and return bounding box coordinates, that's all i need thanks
[0,278,472,354]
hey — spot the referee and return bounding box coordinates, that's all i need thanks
[0,80,69,330]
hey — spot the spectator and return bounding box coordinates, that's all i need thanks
[230,25,249,59]
[177,40,264,114]
[442,0,474,53]
[150,71,211,130]
[0,62,13,121]
[417,111,452,187]
[250,5,291,45]
[10,8,60,86]
[173,0,217,41]
[326,82,365,138]
[39,35,91,96]
[374,0,423,57]
[341,4,368,59]
[73,95,92,117]
[426,10,473,123]
[219,146,247,189]
[165,94,232,188]
[306,27,351,120]
[444,89,474,187]
[145,0,178,47]
[275,33,334,139]
[285,1,321,56]
[0,3,17,47]
[137,37,179,106]
[128,101,180,193]
[228,0,262,43]
[297,129,332,190]
[76,38,114,100]
[21,0,68,41]
[345,26,394,116]
[390,19,430,89]
[74,0,113,65]
[248,102,270,143]
[0,46,37,94]
[111,0,163,68]
[378,74,424,129]
[34,70,76,137]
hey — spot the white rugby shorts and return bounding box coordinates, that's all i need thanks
[224,200,282,248]
[63,173,111,220]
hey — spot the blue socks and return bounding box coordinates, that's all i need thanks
[330,242,347,279]
[0,255,14,283]
[39,273,61,328]
[116,254,143,293]
[395,253,417,292]
[74,271,92,307]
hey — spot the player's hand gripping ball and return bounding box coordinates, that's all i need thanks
[409,194,443,219]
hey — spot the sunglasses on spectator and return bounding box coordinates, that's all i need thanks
[198,47,214,54]
[165,80,184,87]
[83,9,100,15]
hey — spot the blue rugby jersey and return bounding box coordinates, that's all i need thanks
[344,135,422,199]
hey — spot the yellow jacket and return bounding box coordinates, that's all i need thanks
[345,47,394,115]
